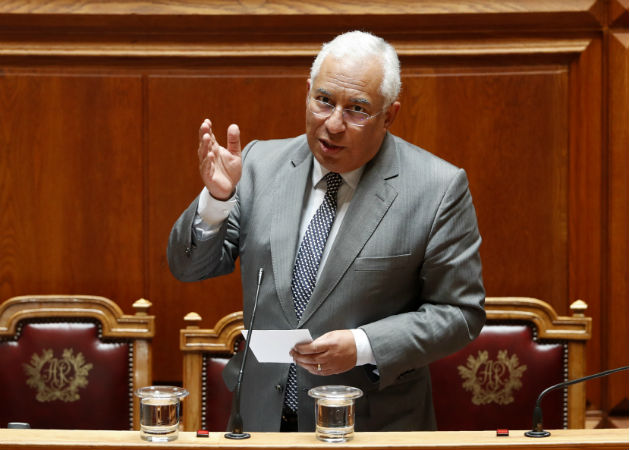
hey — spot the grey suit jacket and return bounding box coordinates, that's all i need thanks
[167,132,485,431]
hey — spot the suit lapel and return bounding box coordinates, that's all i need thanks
[270,141,312,327]
[298,133,400,327]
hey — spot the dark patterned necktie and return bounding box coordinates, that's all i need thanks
[284,171,342,412]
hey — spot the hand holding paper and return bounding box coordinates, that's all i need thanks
[290,329,358,376]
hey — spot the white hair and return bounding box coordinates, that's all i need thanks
[309,31,401,107]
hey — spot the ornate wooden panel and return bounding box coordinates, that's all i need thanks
[606,28,629,414]
[0,73,144,303]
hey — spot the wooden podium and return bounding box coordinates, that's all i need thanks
[0,429,627,450]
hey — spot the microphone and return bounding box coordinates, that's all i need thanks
[524,365,629,437]
[225,268,264,440]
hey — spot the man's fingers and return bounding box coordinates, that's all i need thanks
[198,119,209,139]
[198,133,211,161]
[291,330,357,376]
[197,121,239,161]
[294,341,324,355]
[226,123,241,155]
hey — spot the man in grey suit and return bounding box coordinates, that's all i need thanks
[168,31,485,432]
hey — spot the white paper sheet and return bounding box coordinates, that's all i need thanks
[241,329,313,363]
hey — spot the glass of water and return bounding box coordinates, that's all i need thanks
[308,385,363,442]
[135,386,189,442]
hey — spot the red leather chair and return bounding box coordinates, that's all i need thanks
[430,298,591,430]
[180,297,591,432]
[0,295,154,430]
[180,311,243,431]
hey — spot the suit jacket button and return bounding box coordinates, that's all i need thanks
[185,247,192,256]
[275,384,283,393]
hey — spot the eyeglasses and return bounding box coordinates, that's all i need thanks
[308,98,382,127]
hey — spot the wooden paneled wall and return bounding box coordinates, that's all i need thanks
[0,0,627,418]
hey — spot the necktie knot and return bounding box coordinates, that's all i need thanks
[324,172,342,201]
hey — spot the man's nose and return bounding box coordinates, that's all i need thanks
[325,106,346,133]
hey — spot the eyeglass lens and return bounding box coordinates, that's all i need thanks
[310,99,370,126]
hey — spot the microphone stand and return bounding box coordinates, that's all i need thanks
[525,365,629,437]
[225,268,264,440]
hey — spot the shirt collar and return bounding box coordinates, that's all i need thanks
[312,158,363,191]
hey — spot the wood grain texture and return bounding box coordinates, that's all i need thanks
[0,38,591,59]
[608,0,629,27]
[567,39,605,408]
[0,73,145,306]
[0,0,605,20]
[0,0,607,46]
[606,30,629,410]
[0,428,628,450]
[0,295,154,337]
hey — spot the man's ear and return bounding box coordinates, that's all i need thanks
[383,101,401,129]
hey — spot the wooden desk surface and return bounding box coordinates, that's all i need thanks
[0,428,627,450]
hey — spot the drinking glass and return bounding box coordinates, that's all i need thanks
[308,385,363,442]
[135,386,188,442]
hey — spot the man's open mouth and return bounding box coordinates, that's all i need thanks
[320,139,344,151]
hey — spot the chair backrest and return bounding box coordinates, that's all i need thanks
[0,295,154,430]
[180,297,591,432]
[430,297,591,430]
[180,311,243,431]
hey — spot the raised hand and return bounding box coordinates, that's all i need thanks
[197,119,242,201]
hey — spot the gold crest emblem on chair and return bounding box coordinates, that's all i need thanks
[458,349,527,405]
[23,348,94,403]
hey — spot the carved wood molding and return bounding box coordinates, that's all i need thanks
[0,37,592,60]
[180,311,243,354]
[0,0,603,16]
[608,0,629,28]
[0,0,608,61]
[485,297,592,341]
[0,295,155,338]
[0,0,606,33]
